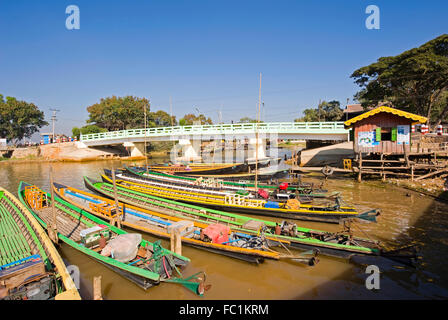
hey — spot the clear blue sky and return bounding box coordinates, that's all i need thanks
[0,0,447,139]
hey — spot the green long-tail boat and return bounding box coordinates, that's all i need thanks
[84,176,418,266]
[0,186,80,300]
[18,181,207,296]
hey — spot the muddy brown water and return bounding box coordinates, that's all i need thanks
[1,158,448,299]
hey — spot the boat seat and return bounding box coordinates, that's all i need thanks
[242,220,266,231]
[167,220,194,237]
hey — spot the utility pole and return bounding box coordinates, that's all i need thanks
[50,108,60,143]
[170,96,175,153]
[255,73,262,190]
[318,99,321,122]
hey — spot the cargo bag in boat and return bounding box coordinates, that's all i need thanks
[101,233,142,263]
[264,201,280,209]
[203,224,229,244]
[257,189,269,199]
[286,199,300,210]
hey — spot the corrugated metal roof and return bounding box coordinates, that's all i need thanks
[344,106,427,127]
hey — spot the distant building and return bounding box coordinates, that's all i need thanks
[0,138,6,150]
[40,133,71,144]
[343,104,373,121]
[344,106,427,155]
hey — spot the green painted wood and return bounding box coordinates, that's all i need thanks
[391,127,397,141]
[17,181,197,285]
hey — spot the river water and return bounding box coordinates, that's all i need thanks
[1,158,448,300]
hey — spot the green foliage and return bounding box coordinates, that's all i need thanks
[0,95,48,143]
[238,117,258,123]
[351,34,448,125]
[179,113,213,125]
[72,124,108,139]
[86,96,150,131]
[295,100,343,122]
[150,110,177,127]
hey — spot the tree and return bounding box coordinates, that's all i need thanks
[294,100,343,122]
[150,110,177,127]
[86,96,150,131]
[72,124,108,139]
[0,95,48,143]
[238,117,258,123]
[351,34,448,127]
[179,113,213,125]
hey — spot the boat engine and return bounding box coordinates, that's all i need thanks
[280,221,297,237]
[3,275,57,300]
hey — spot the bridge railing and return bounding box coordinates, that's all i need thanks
[80,121,347,142]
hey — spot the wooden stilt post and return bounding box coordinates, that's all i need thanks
[175,229,182,256]
[49,166,58,244]
[170,229,182,255]
[357,152,362,182]
[93,276,103,300]
[110,166,122,229]
[411,164,414,181]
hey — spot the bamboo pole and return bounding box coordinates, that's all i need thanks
[93,276,103,300]
[49,166,58,244]
[110,166,122,228]
[144,101,149,174]
[357,152,362,182]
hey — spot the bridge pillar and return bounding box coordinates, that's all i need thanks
[247,137,266,160]
[75,141,88,149]
[177,139,201,162]
[123,142,146,158]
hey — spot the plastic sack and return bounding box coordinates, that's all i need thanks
[101,233,142,263]
[257,189,269,199]
[286,199,300,210]
[203,224,229,244]
[279,182,289,190]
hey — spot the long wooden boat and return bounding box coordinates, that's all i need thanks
[100,173,376,224]
[83,176,418,265]
[112,169,329,205]
[18,182,207,296]
[51,182,317,266]
[124,166,329,199]
[0,186,80,300]
[149,163,248,175]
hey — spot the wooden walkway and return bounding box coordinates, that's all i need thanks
[37,207,85,242]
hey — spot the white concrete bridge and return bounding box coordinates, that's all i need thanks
[77,122,349,160]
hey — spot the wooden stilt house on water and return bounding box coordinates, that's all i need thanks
[344,106,427,155]
[344,106,429,181]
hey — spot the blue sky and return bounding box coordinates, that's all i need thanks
[0,0,447,139]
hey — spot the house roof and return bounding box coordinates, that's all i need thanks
[344,106,428,127]
[343,104,365,113]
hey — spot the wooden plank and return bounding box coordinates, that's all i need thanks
[414,168,448,181]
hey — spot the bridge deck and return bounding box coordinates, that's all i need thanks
[80,122,349,146]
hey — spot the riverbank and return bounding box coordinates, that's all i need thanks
[0,142,149,163]
[386,177,448,202]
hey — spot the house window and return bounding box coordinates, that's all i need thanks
[381,128,392,141]
[376,127,397,142]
